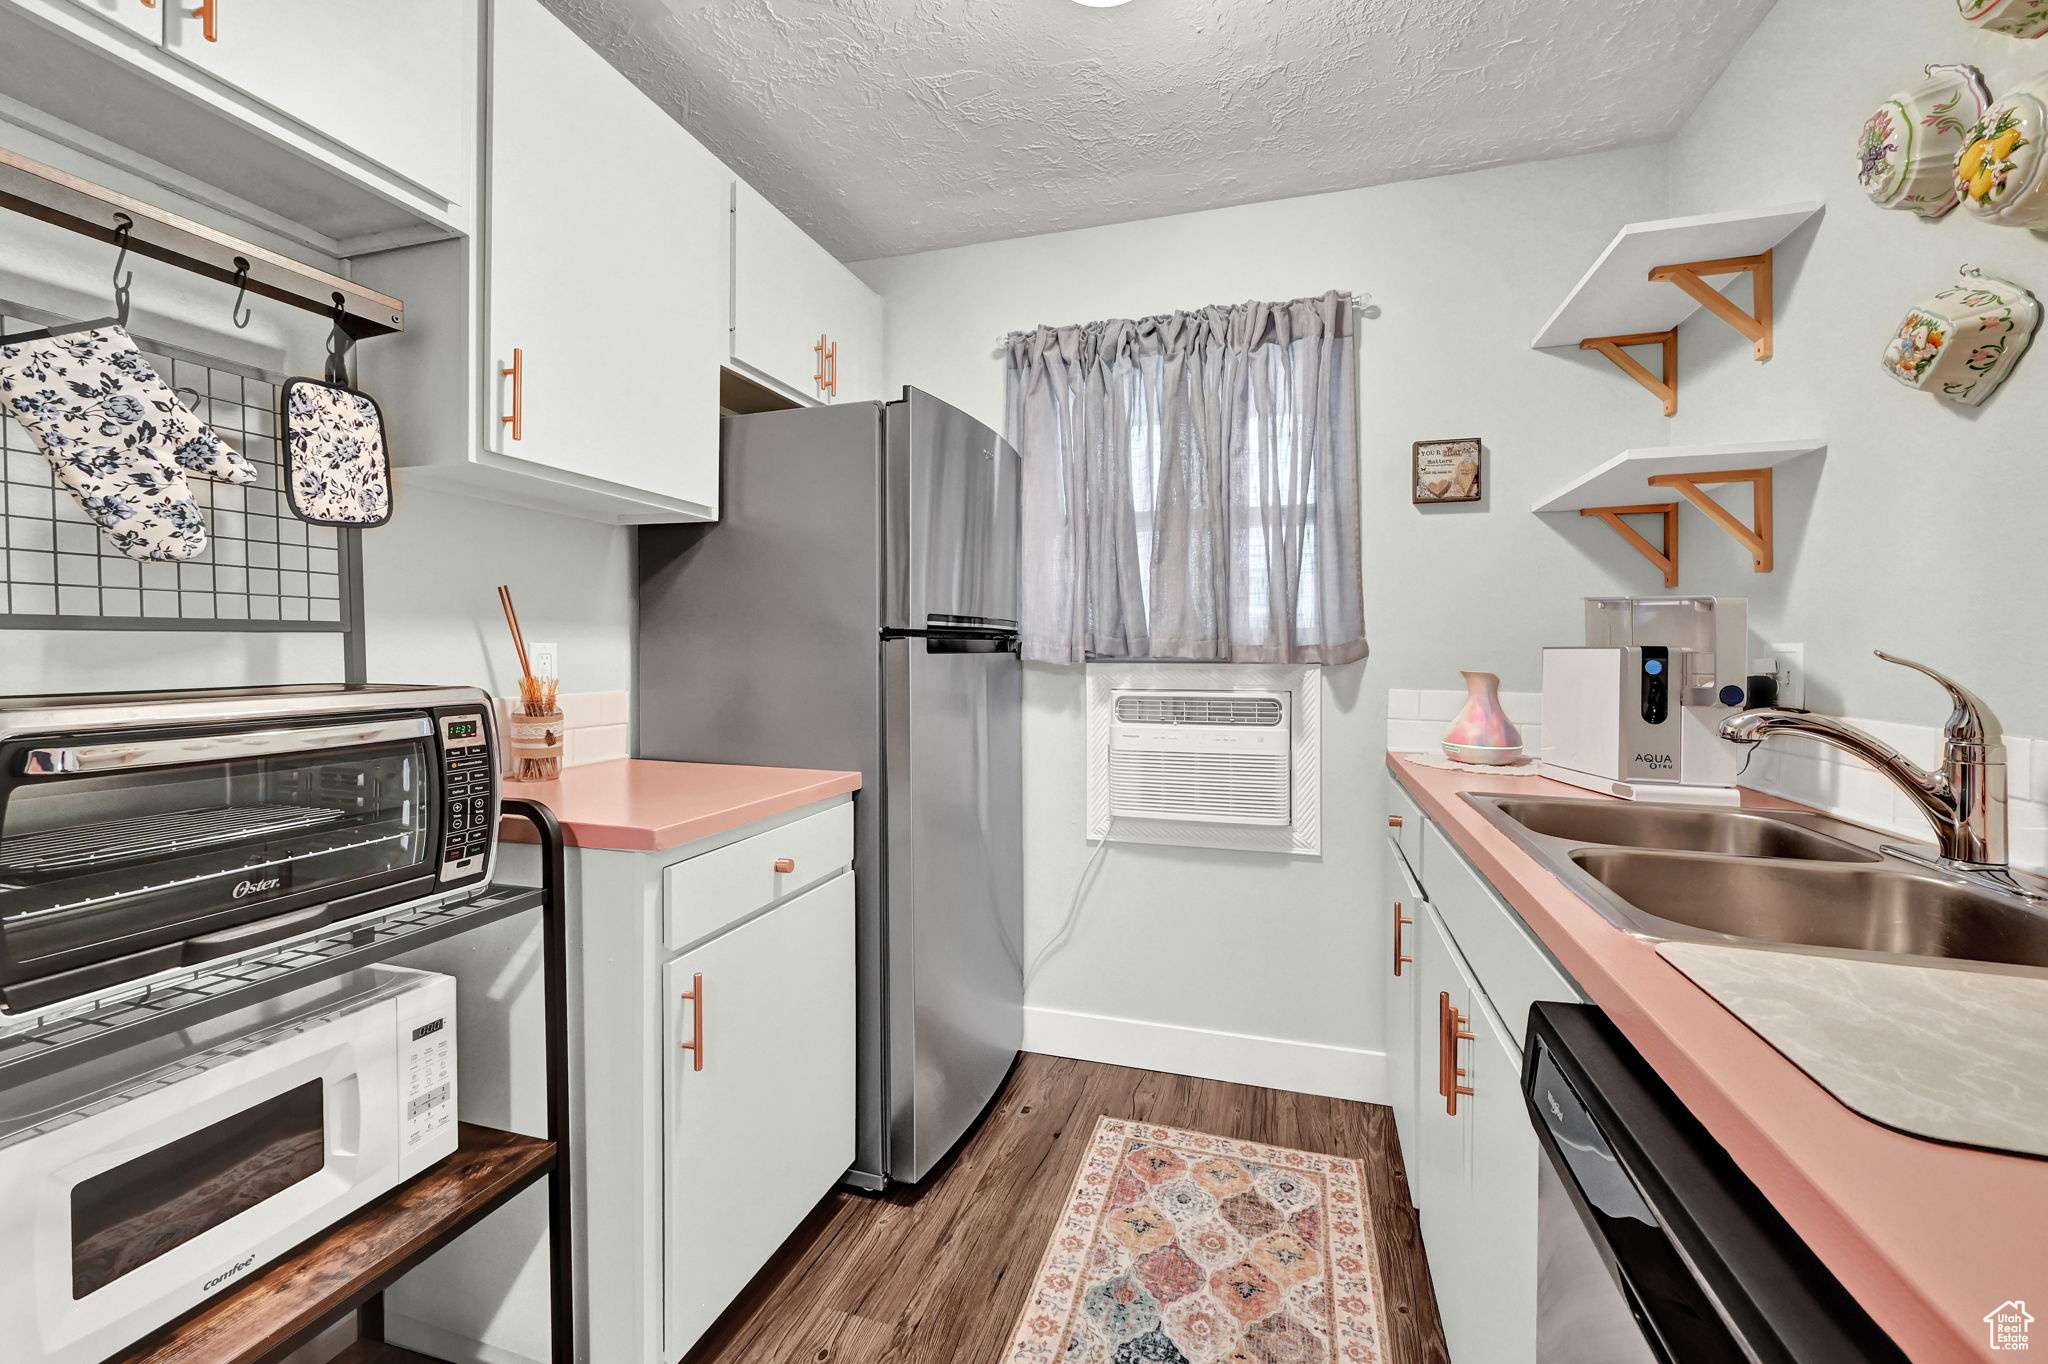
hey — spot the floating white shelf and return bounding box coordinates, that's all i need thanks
[1530,202,1823,351]
[1532,440,1825,514]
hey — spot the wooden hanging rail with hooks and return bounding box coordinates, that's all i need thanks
[0,147,404,336]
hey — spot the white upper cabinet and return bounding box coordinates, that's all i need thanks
[731,180,886,404]
[481,0,726,518]
[159,0,477,212]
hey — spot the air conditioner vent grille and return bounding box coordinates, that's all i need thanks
[1109,751,1292,826]
[1113,695,1284,727]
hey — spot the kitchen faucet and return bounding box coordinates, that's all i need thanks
[1720,652,2042,899]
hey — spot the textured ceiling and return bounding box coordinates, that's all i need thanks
[541,0,1776,261]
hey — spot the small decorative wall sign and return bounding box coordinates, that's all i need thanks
[1858,64,1991,218]
[1958,0,2048,39]
[1413,437,1482,504]
[1881,265,2040,405]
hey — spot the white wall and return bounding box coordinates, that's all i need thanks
[855,147,1675,1092]
[1660,0,2048,738]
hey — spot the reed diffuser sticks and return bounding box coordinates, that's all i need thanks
[498,584,563,782]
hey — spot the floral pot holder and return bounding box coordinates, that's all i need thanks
[0,325,256,561]
[282,375,392,527]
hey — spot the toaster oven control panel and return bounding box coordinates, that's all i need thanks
[436,711,493,882]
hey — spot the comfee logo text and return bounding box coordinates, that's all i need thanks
[202,1254,258,1294]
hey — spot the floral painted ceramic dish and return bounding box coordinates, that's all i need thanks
[1959,0,2048,39]
[1859,64,1990,218]
[1881,266,2040,406]
[1954,74,2048,226]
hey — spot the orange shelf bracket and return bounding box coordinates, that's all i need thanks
[1648,250,1775,360]
[1581,503,1680,588]
[1579,329,1678,416]
[1646,466,1774,573]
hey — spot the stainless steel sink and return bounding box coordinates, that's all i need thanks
[1465,792,2048,976]
[1570,849,2048,970]
[1488,797,1878,863]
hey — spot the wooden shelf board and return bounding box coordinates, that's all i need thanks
[1531,440,1823,514]
[112,1125,555,1364]
[1530,202,1821,350]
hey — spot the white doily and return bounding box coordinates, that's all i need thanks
[1397,749,1547,776]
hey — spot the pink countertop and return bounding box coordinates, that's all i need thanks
[498,758,860,852]
[1389,753,2046,1364]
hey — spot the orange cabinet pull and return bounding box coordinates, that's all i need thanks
[1388,814,1404,828]
[501,348,524,441]
[678,972,704,1071]
[1438,991,1475,1116]
[190,0,217,40]
[773,857,796,874]
[1393,903,1413,977]
[825,340,840,398]
[813,333,830,395]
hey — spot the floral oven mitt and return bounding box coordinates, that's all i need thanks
[0,326,256,561]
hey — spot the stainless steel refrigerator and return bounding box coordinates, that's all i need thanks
[637,386,1023,1189]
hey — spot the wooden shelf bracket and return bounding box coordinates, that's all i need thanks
[1581,503,1680,588]
[1647,466,1774,573]
[1579,329,1678,416]
[1647,251,1774,360]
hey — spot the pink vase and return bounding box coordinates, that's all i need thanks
[1442,671,1523,765]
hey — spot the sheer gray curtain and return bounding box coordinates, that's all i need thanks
[1005,291,1365,665]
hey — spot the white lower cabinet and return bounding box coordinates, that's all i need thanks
[1386,778,1576,1363]
[563,795,857,1363]
[662,872,856,1358]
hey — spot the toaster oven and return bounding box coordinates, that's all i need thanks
[0,685,499,1013]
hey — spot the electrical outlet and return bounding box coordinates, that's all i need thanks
[1763,642,1804,709]
[530,641,559,681]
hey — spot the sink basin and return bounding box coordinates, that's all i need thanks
[1489,797,1879,863]
[1571,849,2048,969]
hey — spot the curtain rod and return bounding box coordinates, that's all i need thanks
[0,147,405,336]
[996,289,1369,349]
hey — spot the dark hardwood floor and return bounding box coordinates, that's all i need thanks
[685,1052,1450,1364]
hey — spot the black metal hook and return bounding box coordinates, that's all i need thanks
[325,292,355,386]
[229,256,252,329]
[109,214,133,328]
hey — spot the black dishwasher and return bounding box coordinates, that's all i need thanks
[1522,1003,1909,1364]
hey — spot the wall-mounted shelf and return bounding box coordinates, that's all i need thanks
[1534,440,1824,587]
[1532,202,1821,415]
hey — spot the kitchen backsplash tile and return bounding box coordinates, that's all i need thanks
[496,691,631,770]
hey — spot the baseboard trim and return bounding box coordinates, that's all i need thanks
[1022,1005,1385,1104]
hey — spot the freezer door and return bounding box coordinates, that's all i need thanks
[884,388,1020,630]
[881,635,1023,1183]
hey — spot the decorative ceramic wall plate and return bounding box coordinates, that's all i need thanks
[1959,0,2048,39]
[1955,75,2048,225]
[1881,266,2040,405]
[1859,64,1990,217]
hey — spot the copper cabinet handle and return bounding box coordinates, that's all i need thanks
[814,333,830,395]
[1388,814,1404,828]
[1439,991,1475,1116]
[825,340,839,398]
[773,857,795,874]
[1393,903,1413,977]
[190,0,217,40]
[678,971,703,1071]
[501,347,524,441]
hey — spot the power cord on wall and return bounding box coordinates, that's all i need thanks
[1025,818,1119,988]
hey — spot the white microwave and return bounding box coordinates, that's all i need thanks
[0,966,458,1364]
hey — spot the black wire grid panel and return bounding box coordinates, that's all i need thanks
[0,298,364,635]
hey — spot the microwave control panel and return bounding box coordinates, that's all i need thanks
[435,711,493,883]
[401,1011,456,1154]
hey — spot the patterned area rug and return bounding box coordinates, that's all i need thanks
[1001,1116,1387,1364]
